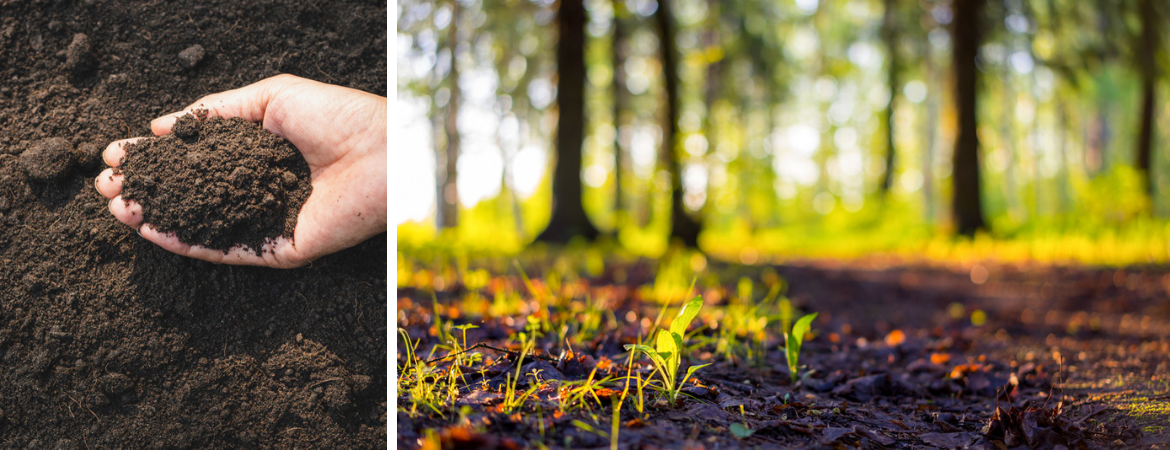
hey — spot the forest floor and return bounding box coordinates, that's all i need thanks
[397,251,1170,449]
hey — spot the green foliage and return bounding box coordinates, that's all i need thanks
[558,367,614,412]
[625,296,711,405]
[503,329,540,413]
[784,313,818,385]
[397,329,450,417]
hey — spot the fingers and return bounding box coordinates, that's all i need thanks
[96,138,145,199]
[150,75,296,136]
[108,195,144,228]
[139,224,307,268]
[95,168,123,199]
[103,138,143,167]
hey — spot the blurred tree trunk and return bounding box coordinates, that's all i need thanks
[922,35,938,224]
[655,0,701,248]
[1086,106,1109,175]
[536,0,599,243]
[1136,0,1158,198]
[1138,78,1156,195]
[1000,61,1021,220]
[611,0,627,234]
[1086,14,1110,175]
[879,0,898,194]
[701,0,721,224]
[1057,98,1071,214]
[951,0,987,235]
[439,0,461,229]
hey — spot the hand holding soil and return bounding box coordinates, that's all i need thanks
[95,75,387,268]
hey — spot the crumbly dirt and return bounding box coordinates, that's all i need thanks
[397,256,1170,449]
[119,112,312,254]
[0,1,386,448]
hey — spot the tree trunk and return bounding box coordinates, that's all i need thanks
[535,0,600,243]
[951,0,987,236]
[879,0,898,194]
[1137,77,1156,196]
[655,0,701,248]
[1000,61,1021,220]
[1057,98,1070,214]
[701,0,721,223]
[922,36,938,223]
[1136,0,1158,198]
[438,0,461,229]
[611,0,627,234]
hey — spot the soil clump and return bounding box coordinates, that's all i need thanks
[119,112,312,254]
[20,137,74,182]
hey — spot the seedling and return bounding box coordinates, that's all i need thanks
[784,313,818,385]
[558,367,613,411]
[397,328,448,417]
[625,296,711,404]
[502,331,539,413]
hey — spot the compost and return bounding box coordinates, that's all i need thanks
[119,112,313,254]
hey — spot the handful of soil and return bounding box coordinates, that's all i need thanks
[118,111,312,254]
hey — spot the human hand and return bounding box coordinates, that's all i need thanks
[95,74,387,268]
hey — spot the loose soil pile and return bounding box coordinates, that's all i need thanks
[119,111,313,253]
[0,1,386,448]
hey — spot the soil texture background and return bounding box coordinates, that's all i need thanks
[0,1,387,448]
[120,113,313,254]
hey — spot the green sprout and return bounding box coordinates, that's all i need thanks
[784,313,818,385]
[625,296,711,405]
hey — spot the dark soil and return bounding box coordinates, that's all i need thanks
[0,1,387,448]
[397,255,1170,449]
[119,112,312,254]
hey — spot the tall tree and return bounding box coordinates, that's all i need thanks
[438,0,461,229]
[611,0,628,233]
[879,0,899,194]
[536,0,600,243]
[701,0,722,223]
[655,0,701,248]
[951,0,987,235]
[1135,0,1160,197]
[922,19,940,223]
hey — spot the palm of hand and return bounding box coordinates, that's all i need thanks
[96,75,386,268]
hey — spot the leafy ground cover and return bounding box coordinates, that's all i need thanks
[397,246,1170,449]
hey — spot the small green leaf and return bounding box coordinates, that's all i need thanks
[670,332,684,367]
[628,344,657,357]
[729,422,754,439]
[670,296,704,337]
[786,336,800,373]
[679,362,711,387]
[791,313,818,343]
[656,330,676,356]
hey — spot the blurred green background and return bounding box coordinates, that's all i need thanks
[396,0,1170,265]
